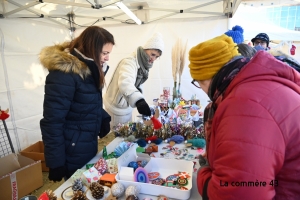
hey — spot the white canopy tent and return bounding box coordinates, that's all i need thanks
[1,0,239,153]
[1,0,299,152]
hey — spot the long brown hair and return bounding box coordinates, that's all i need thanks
[69,26,115,88]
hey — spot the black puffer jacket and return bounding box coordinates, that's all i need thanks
[39,42,110,177]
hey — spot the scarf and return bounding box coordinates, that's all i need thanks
[203,56,250,160]
[135,46,153,89]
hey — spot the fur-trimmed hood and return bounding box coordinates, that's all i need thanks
[39,42,90,79]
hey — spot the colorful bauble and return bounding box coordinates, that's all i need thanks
[111,183,125,198]
[125,185,140,198]
[128,161,139,171]
[134,167,149,183]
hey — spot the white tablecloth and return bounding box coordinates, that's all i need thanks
[54,136,203,200]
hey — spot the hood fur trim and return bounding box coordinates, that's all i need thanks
[39,42,90,79]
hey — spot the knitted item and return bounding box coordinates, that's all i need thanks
[143,32,164,52]
[189,34,240,81]
[224,25,244,44]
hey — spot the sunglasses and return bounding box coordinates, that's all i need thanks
[191,80,201,88]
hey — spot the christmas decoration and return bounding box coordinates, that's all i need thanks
[185,138,206,148]
[89,182,104,199]
[126,195,139,200]
[71,191,88,200]
[125,185,140,198]
[72,179,85,192]
[102,146,108,159]
[0,108,9,120]
[94,158,107,174]
[111,183,125,198]
[134,167,149,183]
[290,44,296,55]
[38,190,57,200]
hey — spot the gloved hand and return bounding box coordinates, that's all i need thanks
[136,99,151,116]
[49,166,65,182]
[199,154,208,166]
[99,117,111,138]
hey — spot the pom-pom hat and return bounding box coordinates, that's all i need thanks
[224,25,244,44]
[251,33,270,47]
[143,32,164,52]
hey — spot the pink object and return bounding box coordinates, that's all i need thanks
[94,158,107,174]
[290,45,296,55]
[134,167,149,183]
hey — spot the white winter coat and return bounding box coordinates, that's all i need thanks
[104,51,144,116]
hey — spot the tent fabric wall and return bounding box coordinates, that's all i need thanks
[0,17,228,151]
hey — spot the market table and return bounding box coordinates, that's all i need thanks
[54,136,203,200]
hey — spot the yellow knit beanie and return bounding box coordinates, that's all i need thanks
[189,34,240,80]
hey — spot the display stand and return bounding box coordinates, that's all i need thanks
[54,136,203,200]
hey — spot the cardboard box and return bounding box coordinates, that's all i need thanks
[20,141,49,171]
[0,154,43,200]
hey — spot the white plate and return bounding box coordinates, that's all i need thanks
[61,186,88,200]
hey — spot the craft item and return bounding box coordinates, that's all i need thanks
[71,169,86,182]
[81,166,102,186]
[125,135,136,142]
[137,160,148,168]
[106,152,117,159]
[0,108,9,120]
[137,139,147,147]
[148,172,160,180]
[151,116,162,130]
[134,167,149,183]
[71,191,88,200]
[186,138,206,148]
[165,135,184,144]
[177,178,188,186]
[128,161,139,171]
[38,190,57,200]
[151,178,165,185]
[177,172,191,179]
[119,166,134,181]
[99,173,117,187]
[125,185,140,198]
[145,145,158,153]
[126,195,139,200]
[86,163,94,169]
[94,158,107,174]
[136,146,145,153]
[103,146,108,159]
[114,141,130,157]
[106,158,118,173]
[169,141,175,147]
[157,195,169,200]
[111,183,125,197]
[90,182,104,199]
[72,179,85,192]
[146,136,158,143]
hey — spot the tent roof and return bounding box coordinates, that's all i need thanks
[0,0,240,27]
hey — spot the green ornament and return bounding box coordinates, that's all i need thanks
[103,146,108,159]
[136,146,145,153]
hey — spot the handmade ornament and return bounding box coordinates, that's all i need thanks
[128,161,139,171]
[71,191,88,200]
[72,179,85,192]
[157,195,169,200]
[111,183,125,198]
[94,158,107,174]
[125,135,136,142]
[81,166,102,186]
[148,172,160,180]
[136,146,145,153]
[134,167,149,183]
[0,108,9,120]
[145,145,158,153]
[290,44,296,55]
[125,185,140,198]
[38,189,57,200]
[114,141,131,157]
[137,139,147,147]
[90,182,104,199]
[177,178,188,186]
[126,195,139,200]
[103,146,108,159]
[145,135,163,145]
[143,107,162,130]
[99,173,116,187]
[151,178,165,185]
[185,138,206,148]
[165,135,184,144]
[106,158,118,173]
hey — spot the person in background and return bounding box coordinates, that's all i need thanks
[224,25,244,44]
[189,34,300,199]
[104,32,164,128]
[251,33,270,51]
[39,26,114,181]
[237,43,257,58]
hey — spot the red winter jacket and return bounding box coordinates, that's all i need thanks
[197,51,300,200]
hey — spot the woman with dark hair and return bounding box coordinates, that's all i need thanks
[39,26,115,181]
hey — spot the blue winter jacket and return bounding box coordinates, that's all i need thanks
[39,42,110,177]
